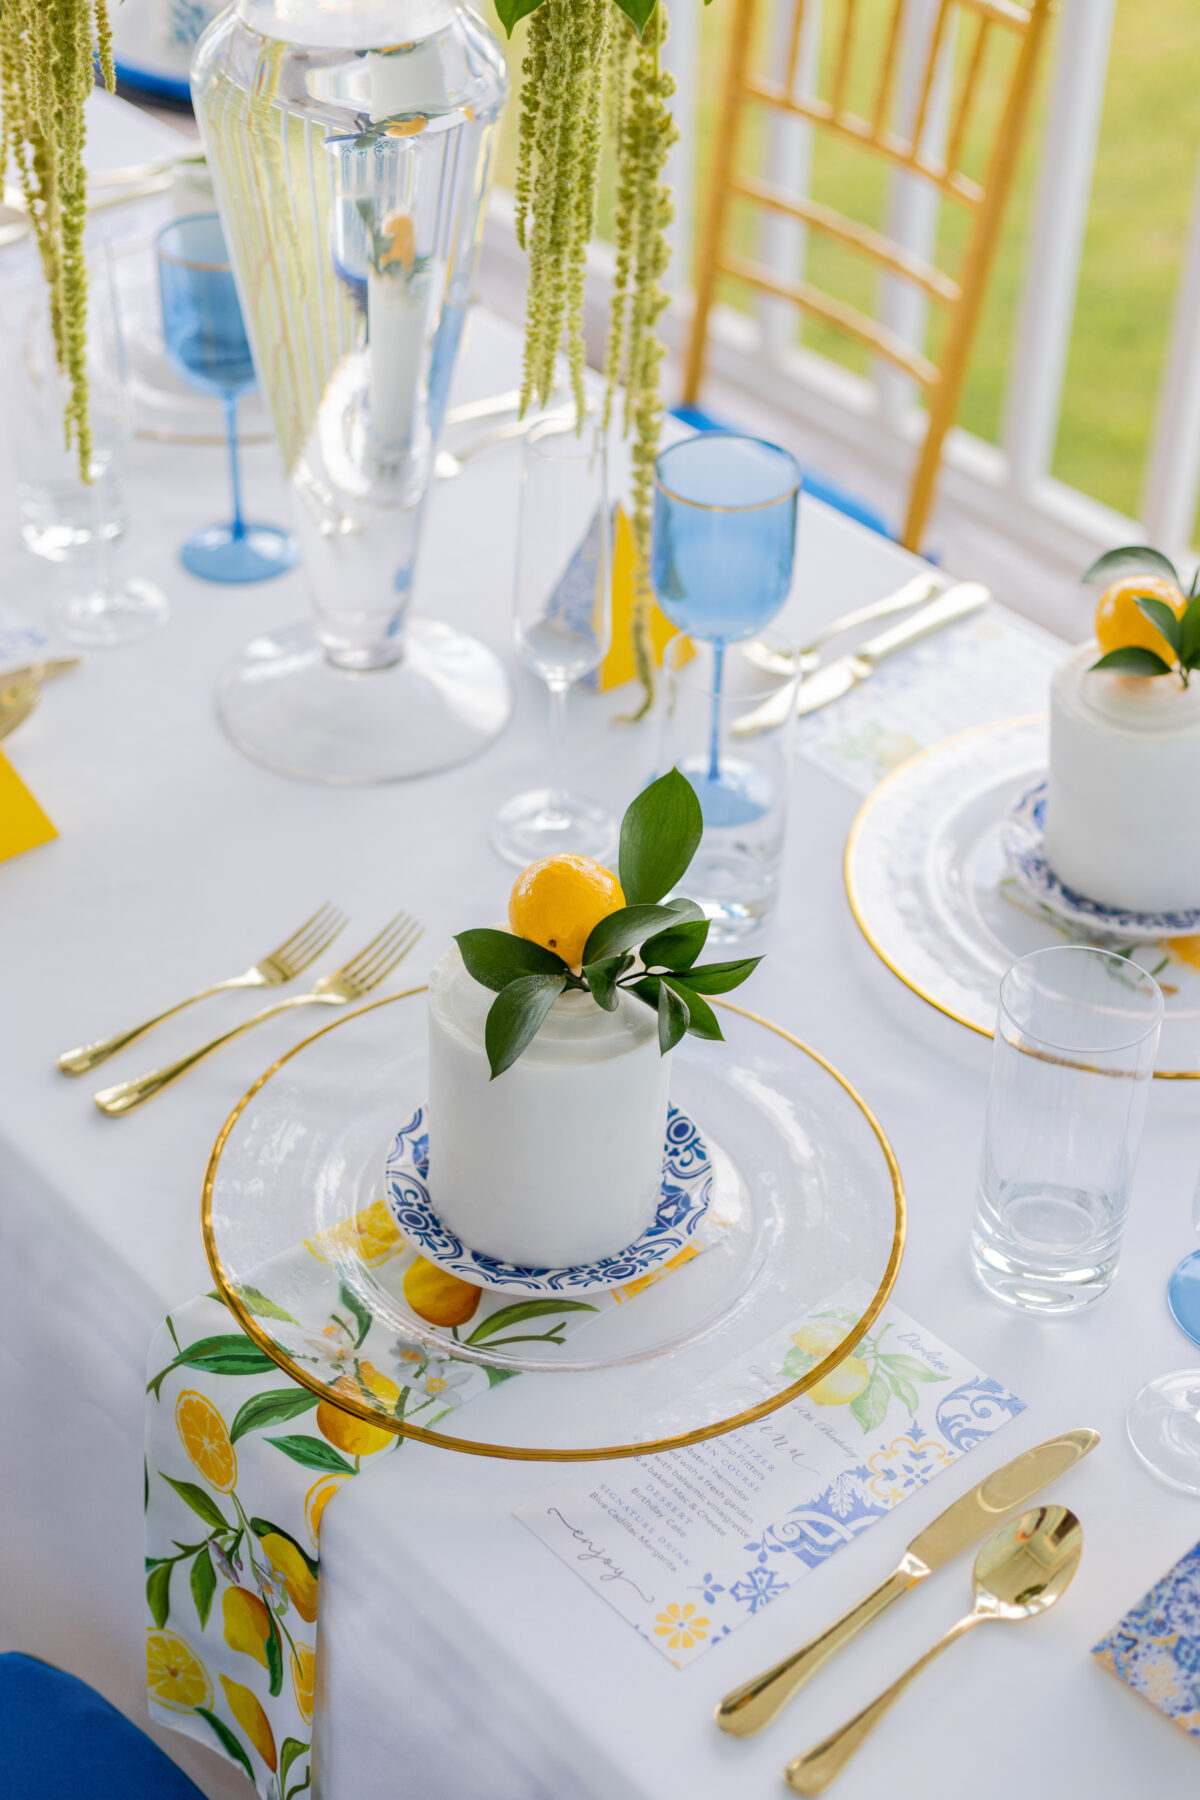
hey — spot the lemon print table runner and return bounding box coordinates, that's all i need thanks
[144,1200,729,1795]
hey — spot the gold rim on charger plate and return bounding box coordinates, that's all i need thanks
[202,988,907,1462]
[842,713,1200,1082]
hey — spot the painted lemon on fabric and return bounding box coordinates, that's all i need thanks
[306,1196,403,1268]
[304,1472,352,1548]
[222,1587,272,1668]
[258,1531,319,1625]
[146,1630,212,1713]
[403,1255,481,1326]
[316,1362,401,1459]
[508,855,625,969]
[291,1644,316,1725]
[175,1390,237,1493]
[219,1674,277,1771]
[1094,574,1184,663]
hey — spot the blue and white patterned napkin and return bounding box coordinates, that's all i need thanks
[1093,1541,1200,1740]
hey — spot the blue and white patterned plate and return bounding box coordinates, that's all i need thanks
[383,1103,714,1295]
[1003,778,1200,938]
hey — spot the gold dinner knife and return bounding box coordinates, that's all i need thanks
[731,580,991,738]
[714,1426,1099,1737]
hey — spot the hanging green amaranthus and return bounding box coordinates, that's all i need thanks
[0,0,115,480]
[504,0,680,717]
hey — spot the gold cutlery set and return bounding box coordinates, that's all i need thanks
[715,1428,1097,1793]
[57,904,422,1116]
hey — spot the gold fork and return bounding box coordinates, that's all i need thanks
[93,913,423,1116]
[58,903,348,1076]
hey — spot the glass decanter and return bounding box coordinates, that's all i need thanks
[191,0,511,782]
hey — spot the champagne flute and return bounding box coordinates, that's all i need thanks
[492,409,613,866]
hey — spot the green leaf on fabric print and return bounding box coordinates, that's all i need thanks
[190,1545,216,1631]
[264,1434,356,1476]
[147,1333,278,1398]
[230,1388,319,1443]
[146,1562,171,1630]
[266,1613,285,1698]
[195,1708,255,1783]
[879,1353,946,1383]
[281,1738,309,1790]
[236,1284,300,1325]
[249,1519,319,1582]
[849,1370,891,1434]
[485,1365,522,1387]
[337,1280,373,1349]
[465,1299,598,1344]
[160,1474,230,1533]
[286,1771,313,1800]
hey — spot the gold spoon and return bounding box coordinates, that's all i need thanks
[784,1505,1083,1796]
[0,679,40,740]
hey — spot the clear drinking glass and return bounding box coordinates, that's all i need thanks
[155,213,297,584]
[970,945,1163,1314]
[491,411,613,866]
[659,631,799,939]
[652,433,799,814]
[8,253,129,561]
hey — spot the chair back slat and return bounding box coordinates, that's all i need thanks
[683,0,1053,550]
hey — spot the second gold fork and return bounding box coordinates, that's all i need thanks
[93,913,423,1116]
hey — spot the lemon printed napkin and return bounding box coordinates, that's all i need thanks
[145,1183,730,1795]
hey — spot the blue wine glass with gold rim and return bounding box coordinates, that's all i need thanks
[652,433,799,820]
[156,213,297,584]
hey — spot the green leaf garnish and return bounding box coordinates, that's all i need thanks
[663,978,723,1040]
[455,928,567,991]
[582,954,631,1011]
[612,0,658,36]
[670,956,762,995]
[581,898,702,965]
[484,972,567,1079]
[1133,594,1183,657]
[618,767,704,904]
[641,915,710,970]
[1180,594,1200,667]
[657,978,689,1053]
[1082,545,1180,588]
[493,0,544,34]
[1089,646,1174,678]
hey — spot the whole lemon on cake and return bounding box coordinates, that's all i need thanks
[508,854,624,969]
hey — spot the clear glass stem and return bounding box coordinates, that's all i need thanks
[224,394,245,541]
[708,640,725,785]
[546,678,571,823]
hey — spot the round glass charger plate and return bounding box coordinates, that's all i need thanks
[204,989,905,1462]
[844,716,1200,1079]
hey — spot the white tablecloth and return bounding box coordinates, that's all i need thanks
[1,132,1198,1796]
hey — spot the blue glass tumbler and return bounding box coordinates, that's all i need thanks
[155,213,297,583]
[652,434,799,815]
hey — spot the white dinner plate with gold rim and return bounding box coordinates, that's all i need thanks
[844,715,1200,1079]
[203,987,905,1462]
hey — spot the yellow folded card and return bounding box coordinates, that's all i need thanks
[0,749,57,862]
[596,505,690,693]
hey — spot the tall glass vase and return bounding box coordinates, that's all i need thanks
[191,0,511,782]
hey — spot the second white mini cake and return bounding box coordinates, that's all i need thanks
[1044,641,1200,913]
[426,942,673,1267]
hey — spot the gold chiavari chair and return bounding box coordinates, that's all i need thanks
[682,0,1055,551]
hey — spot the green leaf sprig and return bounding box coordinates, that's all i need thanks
[455,768,761,1078]
[1084,544,1200,686]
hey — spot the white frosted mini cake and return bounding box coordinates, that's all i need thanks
[426,942,671,1267]
[1045,641,1200,914]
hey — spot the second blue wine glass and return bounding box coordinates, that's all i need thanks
[652,433,799,815]
[155,213,297,584]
